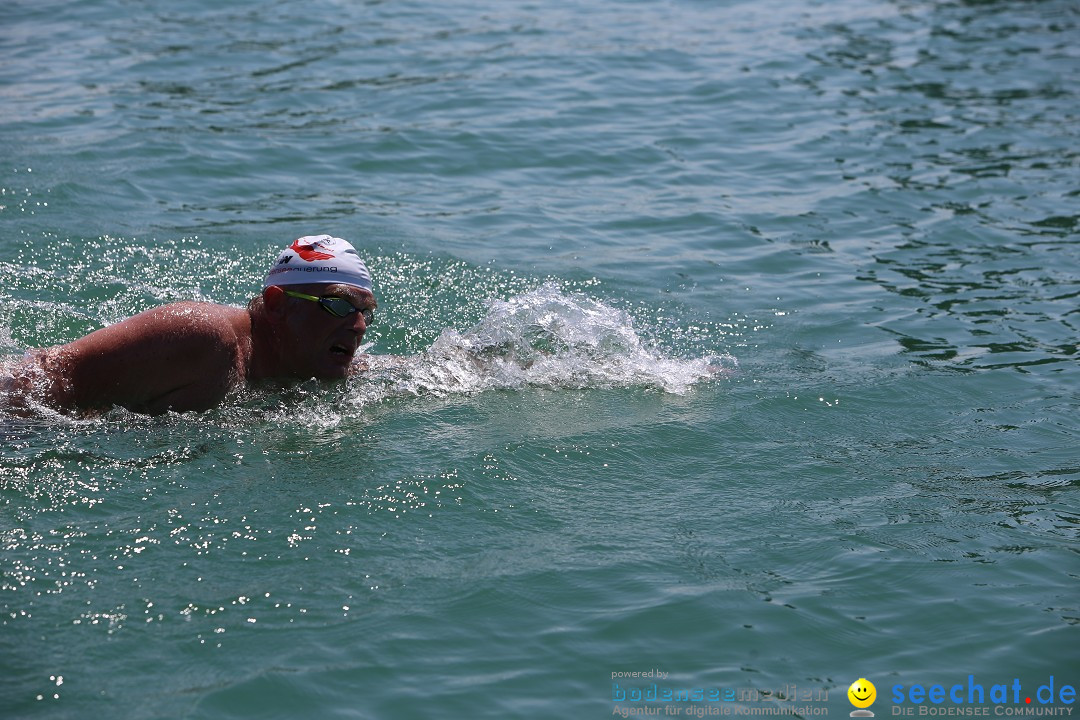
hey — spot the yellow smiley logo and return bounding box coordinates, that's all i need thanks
[848,678,877,709]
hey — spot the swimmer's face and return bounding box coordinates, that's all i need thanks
[848,679,876,709]
[274,283,376,379]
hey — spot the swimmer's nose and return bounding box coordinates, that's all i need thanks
[346,310,367,335]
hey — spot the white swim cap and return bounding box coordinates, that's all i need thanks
[263,235,373,291]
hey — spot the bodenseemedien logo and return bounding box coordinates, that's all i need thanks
[849,678,877,717]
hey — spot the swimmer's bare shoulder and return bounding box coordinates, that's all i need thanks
[28,301,252,415]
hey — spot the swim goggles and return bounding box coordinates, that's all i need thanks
[283,290,374,325]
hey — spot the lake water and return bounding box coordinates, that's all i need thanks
[1,0,1077,718]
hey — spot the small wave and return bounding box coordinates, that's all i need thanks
[350,283,735,404]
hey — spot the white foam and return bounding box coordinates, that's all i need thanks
[351,283,735,405]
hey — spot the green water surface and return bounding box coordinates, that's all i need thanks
[1,0,1077,718]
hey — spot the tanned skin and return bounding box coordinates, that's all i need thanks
[2,283,376,415]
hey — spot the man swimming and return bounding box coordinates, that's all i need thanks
[1,235,377,415]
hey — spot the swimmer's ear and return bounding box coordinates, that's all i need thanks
[262,285,287,317]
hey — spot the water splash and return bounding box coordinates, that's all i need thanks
[351,283,735,404]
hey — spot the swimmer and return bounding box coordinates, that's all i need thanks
[2,235,378,415]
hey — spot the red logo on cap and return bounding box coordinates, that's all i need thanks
[290,239,335,262]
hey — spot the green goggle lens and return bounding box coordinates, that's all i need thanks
[284,290,374,325]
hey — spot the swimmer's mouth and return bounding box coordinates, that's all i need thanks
[330,344,354,357]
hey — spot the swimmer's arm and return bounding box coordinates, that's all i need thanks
[42,304,240,414]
